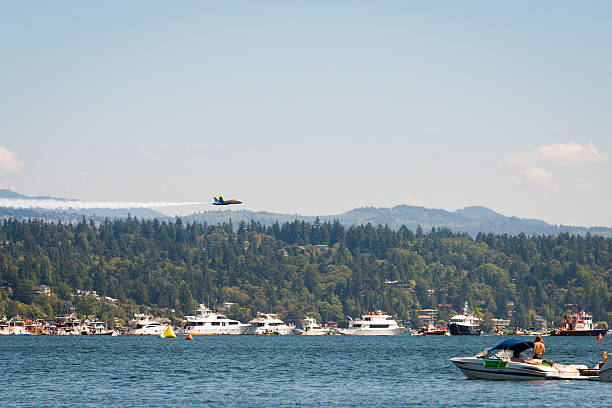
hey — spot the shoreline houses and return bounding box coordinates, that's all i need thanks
[75,290,119,305]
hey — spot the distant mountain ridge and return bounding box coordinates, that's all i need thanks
[0,189,610,236]
[183,205,612,237]
[0,189,70,201]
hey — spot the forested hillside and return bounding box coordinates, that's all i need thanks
[1,217,610,329]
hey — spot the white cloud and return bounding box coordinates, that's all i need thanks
[505,141,607,192]
[513,167,557,190]
[506,141,608,167]
[536,141,607,165]
[576,177,594,191]
[0,146,24,174]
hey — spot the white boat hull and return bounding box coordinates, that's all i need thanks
[128,326,165,335]
[184,325,249,335]
[245,326,293,335]
[300,329,330,336]
[451,357,587,380]
[342,327,403,336]
[0,327,28,335]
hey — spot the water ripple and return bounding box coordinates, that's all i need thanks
[1,335,612,407]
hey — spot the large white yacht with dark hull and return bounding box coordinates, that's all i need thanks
[447,302,481,336]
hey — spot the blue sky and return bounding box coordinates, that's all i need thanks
[1,2,611,226]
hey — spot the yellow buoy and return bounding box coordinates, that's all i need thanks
[185,332,194,340]
[162,325,177,339]
[604,351,608,362]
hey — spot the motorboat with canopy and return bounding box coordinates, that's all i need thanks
[450,339,590,380]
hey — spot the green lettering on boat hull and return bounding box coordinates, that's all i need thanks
[483,360,508,368]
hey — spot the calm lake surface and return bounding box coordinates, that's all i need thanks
[3,335,612,407]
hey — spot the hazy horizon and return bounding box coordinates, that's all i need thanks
[2,188,611,230]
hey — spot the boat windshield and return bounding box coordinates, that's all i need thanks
[474,348,513,360]
[474,339,534,359]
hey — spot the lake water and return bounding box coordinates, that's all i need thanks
[3,335,612,407]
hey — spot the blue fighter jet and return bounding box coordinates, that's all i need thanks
[213,196,242,206]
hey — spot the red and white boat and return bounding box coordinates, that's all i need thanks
[550,312,606,337]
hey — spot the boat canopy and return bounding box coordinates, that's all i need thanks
[488,339,534,353]
[474,339,534,358]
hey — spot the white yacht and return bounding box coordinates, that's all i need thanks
[0,317,28,335]
[53,314,86,335]
[447,302,481,335]
[128,316,166,336]
[342,310,402,336]
[297,317,330,335]
[245,312,293,335]
[182,304,249,335]
[82,319,114,335]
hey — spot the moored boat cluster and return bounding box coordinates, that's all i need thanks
[177,305,404,336]
[1,303,607,337]
[0,306,406,336]
[0,315,119,336]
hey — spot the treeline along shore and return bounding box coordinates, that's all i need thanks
[0,217,610,329]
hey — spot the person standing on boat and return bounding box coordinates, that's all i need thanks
[532,335,545,359]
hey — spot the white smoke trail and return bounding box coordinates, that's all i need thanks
[0,199,211,210]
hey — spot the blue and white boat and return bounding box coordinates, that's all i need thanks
[451,339,588,380]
